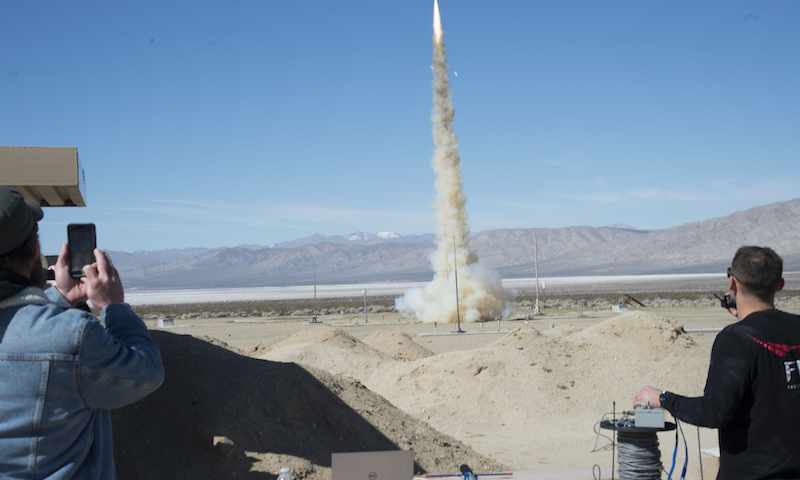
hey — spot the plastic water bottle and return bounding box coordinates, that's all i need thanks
[460,464,476,480]
[277,467,293,480]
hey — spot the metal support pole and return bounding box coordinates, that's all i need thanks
[534,234,540,315]
[454,237,462,332]
[312,253,318,323]
[612,401,616,480]
[362,290,368,323]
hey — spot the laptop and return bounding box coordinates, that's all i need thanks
[331,450,415,480]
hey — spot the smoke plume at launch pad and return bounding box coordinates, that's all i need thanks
[396,0,514,324]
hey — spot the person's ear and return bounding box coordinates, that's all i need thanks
[777,278,785,293]
[729,276,736,292]
[30,234,41,258]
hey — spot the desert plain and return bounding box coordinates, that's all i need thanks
[111,279,800,480]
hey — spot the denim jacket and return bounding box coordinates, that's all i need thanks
[0,285,164,479]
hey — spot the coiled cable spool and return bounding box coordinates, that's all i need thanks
[616,430,662,480]
[599,414,676,480]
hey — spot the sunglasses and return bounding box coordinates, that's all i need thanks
[727,267,736,279]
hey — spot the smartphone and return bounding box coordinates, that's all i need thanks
[68,223,96,278]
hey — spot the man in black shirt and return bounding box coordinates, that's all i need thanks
[635,246,800,480]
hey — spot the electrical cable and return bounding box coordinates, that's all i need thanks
[667,420,679,480]
[591,414,616,453]
[679,420,688,480]
[666,418,690,480]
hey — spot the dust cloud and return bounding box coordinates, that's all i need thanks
[396,0,514,324]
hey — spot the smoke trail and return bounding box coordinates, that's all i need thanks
[395,0,514,324]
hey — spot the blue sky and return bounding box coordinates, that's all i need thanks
[2,0,798,254]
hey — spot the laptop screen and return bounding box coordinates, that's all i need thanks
[331,450,414,480]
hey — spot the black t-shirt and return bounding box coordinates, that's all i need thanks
[662,309,800,480]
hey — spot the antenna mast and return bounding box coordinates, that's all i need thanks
[534,234,540,315]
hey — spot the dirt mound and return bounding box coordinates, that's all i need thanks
[362,331,435,361]
[259,327,394,379]
[271,325,369,350]
[112,332,505,479]
[488,325,543,347]
[542,324,583,338]
[574,311,697,361]
[268,326,390,358]
[245,324,368,358]
[246,336,285,356]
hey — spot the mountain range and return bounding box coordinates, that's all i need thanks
[112,198,800,290]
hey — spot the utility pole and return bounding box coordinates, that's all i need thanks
[362,290,368,324]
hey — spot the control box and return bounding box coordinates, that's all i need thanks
[634,407,665,428]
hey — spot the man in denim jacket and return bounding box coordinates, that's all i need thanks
[0,186,164,479]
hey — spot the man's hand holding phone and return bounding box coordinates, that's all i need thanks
[53,242,125,310]
[53,243,89,306]
[82,249,124,311]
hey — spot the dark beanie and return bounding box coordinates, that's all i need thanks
[0,186,44,255]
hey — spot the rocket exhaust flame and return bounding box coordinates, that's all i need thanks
[395,1,514,324]
[433,0,443,45]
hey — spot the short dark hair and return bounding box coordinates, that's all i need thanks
[730,246,783,301]
[0,233,38,273]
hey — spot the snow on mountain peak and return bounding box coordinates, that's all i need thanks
[333,231,401,241]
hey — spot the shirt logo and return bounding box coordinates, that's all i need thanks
[746,334,800,358]
[747,334,800,389]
